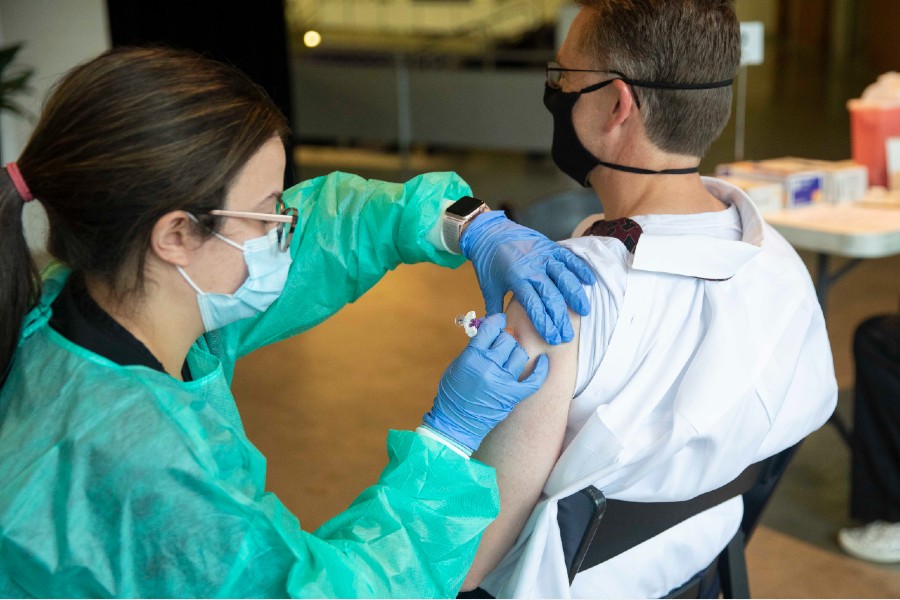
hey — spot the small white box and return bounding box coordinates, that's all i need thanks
[765,157,868,203]
[888,137,900,191]
[718,176,784,213]
[715,161,824,207]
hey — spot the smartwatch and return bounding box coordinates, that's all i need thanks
[442,196,490,254]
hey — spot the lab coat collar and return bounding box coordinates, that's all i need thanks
[629,177,765,280]
[19,262,69,344]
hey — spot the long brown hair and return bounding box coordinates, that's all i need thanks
[0,46,290,379]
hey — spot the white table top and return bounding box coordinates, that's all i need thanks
[764,201,900,258]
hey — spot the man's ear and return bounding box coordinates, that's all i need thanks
[605,79,638,131]
[150,211,195,268]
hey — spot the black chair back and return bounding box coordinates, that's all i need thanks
[558,443,802,598]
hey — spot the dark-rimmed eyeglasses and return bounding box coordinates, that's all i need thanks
[546,61,642,108]
[207,196,298,253]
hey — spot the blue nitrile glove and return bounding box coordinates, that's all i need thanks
[460,211,596,345]
[423,313,549,453]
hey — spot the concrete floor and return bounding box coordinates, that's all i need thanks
[232,44,900,597]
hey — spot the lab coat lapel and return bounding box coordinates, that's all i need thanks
[632,233,761,280]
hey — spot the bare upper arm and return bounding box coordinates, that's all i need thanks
[462,301,580,590]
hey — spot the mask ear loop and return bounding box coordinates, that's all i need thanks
[569,75,734,179]
[212,232,244,251]
[176,266,205,295]
[186,212,244,251]
[178,213,238,295]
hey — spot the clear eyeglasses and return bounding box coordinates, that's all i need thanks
[208,196,299,253]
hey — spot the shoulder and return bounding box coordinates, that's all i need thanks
[761,222,804,262]
[757,223,818,295]
[558,235,629,290]
[557,236,629,316]
[559,235,630,268]
[502,236,630,362]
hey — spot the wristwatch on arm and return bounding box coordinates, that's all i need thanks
[442,196,490,254]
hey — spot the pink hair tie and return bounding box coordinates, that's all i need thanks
[6,162,34,203]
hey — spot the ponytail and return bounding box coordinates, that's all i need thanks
[0,169,41,382]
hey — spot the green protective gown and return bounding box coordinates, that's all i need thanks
[0,171,500,598]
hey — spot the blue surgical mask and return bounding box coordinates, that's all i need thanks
[178,225,292,332]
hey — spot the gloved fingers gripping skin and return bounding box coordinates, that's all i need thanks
[488,331,519,368]
[529,275,574,343]
[461,209,591,344]
[556,247,597,287]
[424,312,548,452]
[469,313,508,351]
[546,259,591,317]
[510,282,560,345]
[504,344,530,379]
[521,354,551,389]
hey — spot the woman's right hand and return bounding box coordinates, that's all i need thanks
[422,313,549,453]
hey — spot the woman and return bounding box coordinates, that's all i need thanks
[0,47,594,597]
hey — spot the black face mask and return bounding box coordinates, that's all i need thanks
[543,75,733,187]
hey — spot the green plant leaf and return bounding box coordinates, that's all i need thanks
[0,44,24,73]
[3,71,34,91]
[0,43,34,116]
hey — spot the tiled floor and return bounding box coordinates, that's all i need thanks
[232,44,900,597]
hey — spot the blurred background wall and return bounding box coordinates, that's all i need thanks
[0,0,896,251]
[0,0,109,255]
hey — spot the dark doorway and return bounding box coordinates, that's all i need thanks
[106,1,294,140]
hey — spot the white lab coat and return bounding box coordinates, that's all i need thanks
[480,178,838,598]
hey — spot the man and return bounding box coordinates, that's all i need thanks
[459,1,838,597]
[838,314,900,564]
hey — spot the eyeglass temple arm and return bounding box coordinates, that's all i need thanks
[209,209,295,223]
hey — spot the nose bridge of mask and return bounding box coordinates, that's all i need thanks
[192,213,281,278]
[209,218,281,268]
[240,228,283,278]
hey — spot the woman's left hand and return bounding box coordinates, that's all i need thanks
[460,211,596,345]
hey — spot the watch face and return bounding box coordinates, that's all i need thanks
[446,196,485,217]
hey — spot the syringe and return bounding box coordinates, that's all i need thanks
[454,310,482,338]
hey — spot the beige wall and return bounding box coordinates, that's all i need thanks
[734,0,780,35]
[0,0,110,253]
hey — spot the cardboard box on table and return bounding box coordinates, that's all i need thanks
[717,176,785,214]
[761,158,868,204]
[715,161,824,208]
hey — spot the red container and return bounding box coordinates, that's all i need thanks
[848,100,900,187]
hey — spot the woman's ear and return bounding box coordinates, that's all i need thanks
[150,211,195,268]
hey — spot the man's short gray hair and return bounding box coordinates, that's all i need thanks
[576,0,741,158]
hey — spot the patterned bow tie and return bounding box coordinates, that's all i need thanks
[582,217,644,253]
